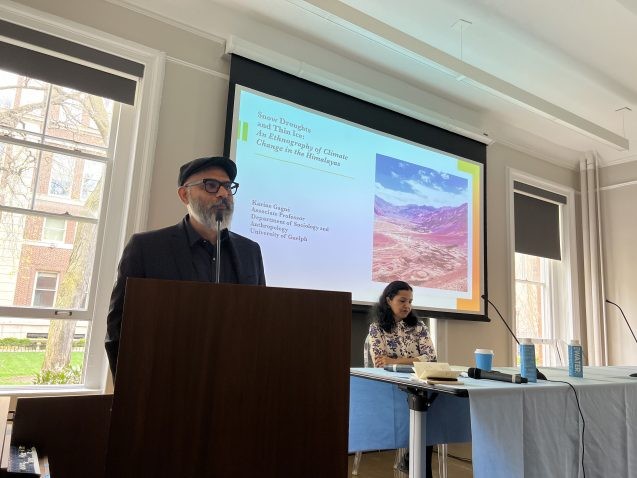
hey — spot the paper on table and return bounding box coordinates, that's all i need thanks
[413,362,461,381]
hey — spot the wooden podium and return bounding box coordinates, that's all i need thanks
[105,279,351,478]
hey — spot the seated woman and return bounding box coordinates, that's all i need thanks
[369,280,436,367]
[368,280,436,478]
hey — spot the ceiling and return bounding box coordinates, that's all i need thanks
[114,0,637,168]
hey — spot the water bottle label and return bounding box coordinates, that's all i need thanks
[519,344,537,382]
[568,345,583,377]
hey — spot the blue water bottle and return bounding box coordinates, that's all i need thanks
[519,338,537,383]
[568,339,583,377]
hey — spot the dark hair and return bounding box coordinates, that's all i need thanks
[370,280,418,333]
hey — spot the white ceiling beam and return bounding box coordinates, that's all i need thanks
[291,0,629,151]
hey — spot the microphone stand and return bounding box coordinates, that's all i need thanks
[215,209,223,284]
[482,295,547,380]
[482,295,519,345]
[605,299,637,377]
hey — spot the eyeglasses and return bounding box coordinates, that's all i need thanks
[182,178,239,195]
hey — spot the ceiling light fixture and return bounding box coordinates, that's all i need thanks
[451,19,472,61]
[615,106,632,137]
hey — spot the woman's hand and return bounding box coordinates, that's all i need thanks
[374,356,415,367]
[374,355,390,367]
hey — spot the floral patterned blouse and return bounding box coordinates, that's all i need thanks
[369,319,437,364]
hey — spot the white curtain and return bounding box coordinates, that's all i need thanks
[580,152,607,365]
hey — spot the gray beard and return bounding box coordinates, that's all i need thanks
[187,197,233,232]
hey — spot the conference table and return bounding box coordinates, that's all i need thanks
[349,366,637,478]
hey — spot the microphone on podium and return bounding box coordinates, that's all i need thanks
[214,198,227,284]
[481,294,547,380]
[605,299,637,378]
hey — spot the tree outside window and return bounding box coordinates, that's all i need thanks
[80,160,104,201]
[48,155,75,198]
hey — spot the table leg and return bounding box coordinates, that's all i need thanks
[407,391,436,478]
[409,407,427,478]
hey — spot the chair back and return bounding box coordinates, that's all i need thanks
[363,334,373,367]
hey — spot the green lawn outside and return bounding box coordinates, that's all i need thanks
[0,351,84,385]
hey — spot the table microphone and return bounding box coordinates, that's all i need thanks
[468,367,528,384]
[383,364,414,373]
[605,299,637,378]
[481,294,547,380]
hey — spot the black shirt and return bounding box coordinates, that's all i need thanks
[184,217,239,283]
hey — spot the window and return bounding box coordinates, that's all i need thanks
[48,155,75,198]
[42,217,66,242]
[515,254,555,365]
[0,71,113,386]
[0,73,111,311]
[509,171,580,367]
[32,272,59,307]
[0,6,160,393]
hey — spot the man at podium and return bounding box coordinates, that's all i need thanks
[105,156,266,376]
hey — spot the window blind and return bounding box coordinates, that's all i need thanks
[0,19,144,105]
[513,181,566,261]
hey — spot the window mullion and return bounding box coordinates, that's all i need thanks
[28,84,53,211]
[541,260,552,340]
[105,102,120,159]
[0,306,91,320]
[0,205,99,224]
[515,278,544,287]
[0,133,109,162]
[40,84,53,143]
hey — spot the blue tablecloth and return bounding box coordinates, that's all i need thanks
[348,374,472,453]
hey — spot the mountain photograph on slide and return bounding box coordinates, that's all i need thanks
[372,153,469,291]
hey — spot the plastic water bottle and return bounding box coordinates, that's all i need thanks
[568,339,583,377]
[519,338,537,383]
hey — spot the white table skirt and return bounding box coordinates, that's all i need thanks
[468,366,637,478]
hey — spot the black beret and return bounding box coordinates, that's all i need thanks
[178,156,237,186]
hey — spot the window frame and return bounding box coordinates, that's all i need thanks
[506,168,581,366]
[0,2,165,395]
[31,271,60,308]
[41,216,67,243]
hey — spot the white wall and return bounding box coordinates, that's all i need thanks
[14,0,584,368]
[439,143,580,367]
[600,161,637,365]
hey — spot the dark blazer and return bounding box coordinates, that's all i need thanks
[105,217,265,375]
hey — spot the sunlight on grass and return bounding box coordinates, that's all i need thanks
[0,351,84,385]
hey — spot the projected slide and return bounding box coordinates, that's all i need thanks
[372,154,468,291]
[229,86,482,312]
